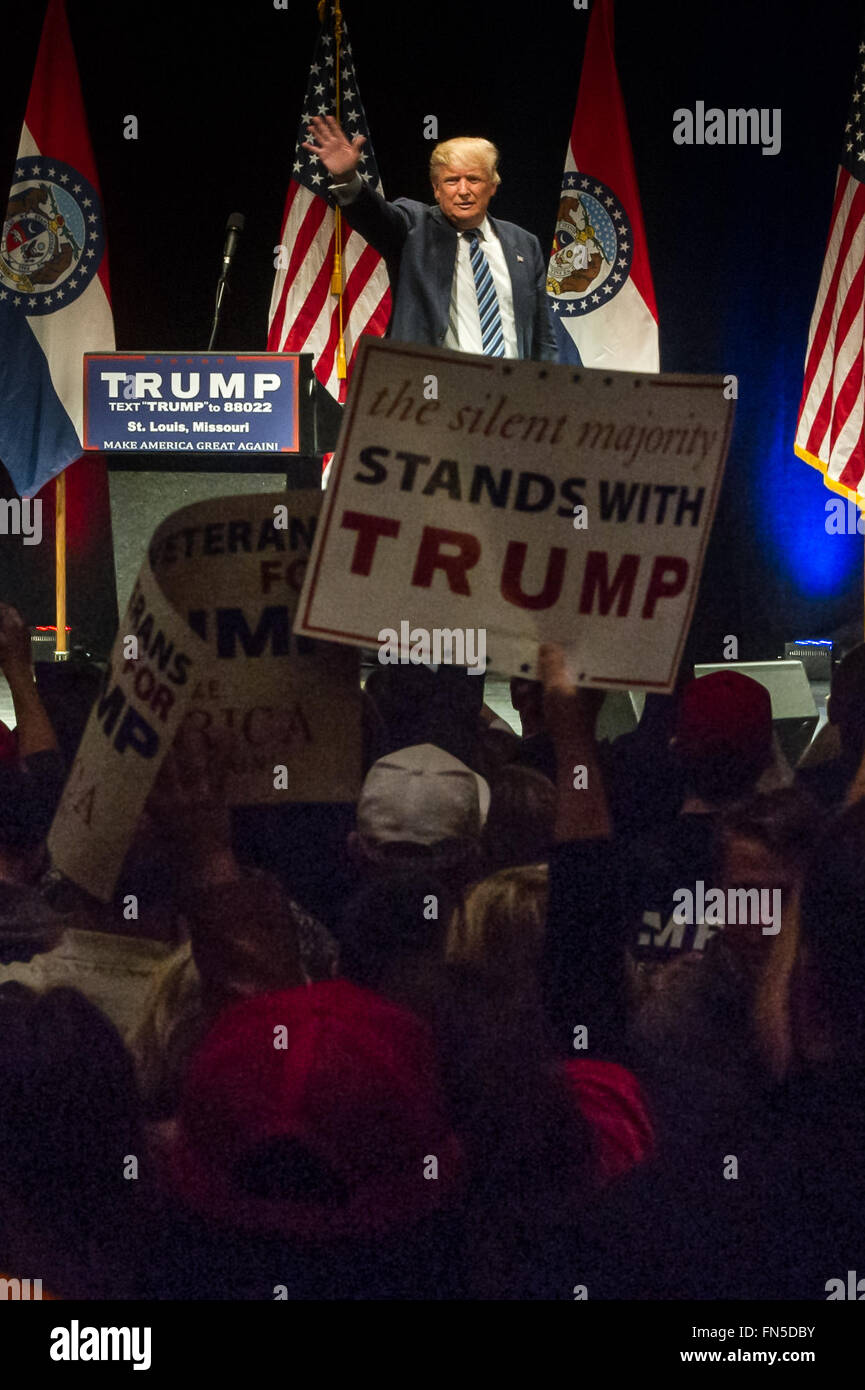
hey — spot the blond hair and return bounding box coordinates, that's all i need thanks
[430,137,501,188]
[446,863,547,976]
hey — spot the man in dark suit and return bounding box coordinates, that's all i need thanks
[303,115,558,362]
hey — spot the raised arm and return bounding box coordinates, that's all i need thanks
[538,644,630,1060]
[0,602,59,758]
[302,113,410,261]
[539,643,610,842]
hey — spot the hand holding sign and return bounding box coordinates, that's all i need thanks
[539,642,605,743]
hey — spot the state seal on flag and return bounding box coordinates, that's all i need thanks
[546,175,632,317]
[0,157,105,315]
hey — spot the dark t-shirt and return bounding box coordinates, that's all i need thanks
[542,838,631,1063]
[140,1205,465,1299]
[626,813,720,969]
[795,756,857,811]
[583,1071,865,1300]
[599,734,684,841]
[512,731,557,784]
[0,748,67,850]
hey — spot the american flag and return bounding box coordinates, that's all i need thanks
[267,4,391,404]
[795,37,865,503]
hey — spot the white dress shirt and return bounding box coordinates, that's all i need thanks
[445,219,518,358]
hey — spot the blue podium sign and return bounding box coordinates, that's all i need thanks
[83,353,301,454]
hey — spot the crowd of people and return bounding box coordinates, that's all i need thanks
[1,593,864,1300]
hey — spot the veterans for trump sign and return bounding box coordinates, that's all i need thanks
[294,340,734,689]
[48,490,360,902]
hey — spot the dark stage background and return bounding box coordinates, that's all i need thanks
[1,0,864,662]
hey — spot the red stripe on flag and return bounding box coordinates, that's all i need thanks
[569,0,657,319]
[837,381,865,493]
[315,232,386,382]
[800,173,865,402]
[276,179,301,243]
[800,203,865,456]
[267,191,329,349]
[282,194,329,288]
[23,0,113,302]
[796,39,865,498]
[803,267,865,461]
[828,341,863,463]
[291,236,337,350]
[826,262,865,457]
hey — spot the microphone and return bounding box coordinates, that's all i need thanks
[207,212,245,350]
[221,211,245,275]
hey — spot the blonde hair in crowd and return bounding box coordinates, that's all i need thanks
[446,863,548,975]
[430,137,501,187]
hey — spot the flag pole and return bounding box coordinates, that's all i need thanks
[54,470,68,660]
[324,0,347,379]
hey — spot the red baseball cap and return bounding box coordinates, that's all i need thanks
[675,671,773,764]
[168,979,463,1241]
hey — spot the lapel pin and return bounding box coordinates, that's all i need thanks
[516,254,525,262]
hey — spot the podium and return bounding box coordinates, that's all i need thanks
[81,351,337,605]
[84,350,324,466]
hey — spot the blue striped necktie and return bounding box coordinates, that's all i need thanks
[466,230,505,357]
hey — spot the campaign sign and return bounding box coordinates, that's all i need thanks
[48,491,360,902]
[82,352,301,454]
[295,340,734,690]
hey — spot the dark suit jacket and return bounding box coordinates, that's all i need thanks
[339,182,559,362]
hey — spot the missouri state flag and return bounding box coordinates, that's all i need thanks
[0,0,114,498]
[548,0,658,371]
